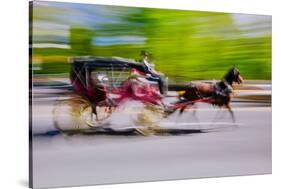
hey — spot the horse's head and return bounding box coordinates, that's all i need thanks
[225,67,243,85]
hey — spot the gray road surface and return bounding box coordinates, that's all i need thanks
[31,98,271,188]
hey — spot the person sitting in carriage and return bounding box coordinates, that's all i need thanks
[119,72,162,105]
[139,50,165,95]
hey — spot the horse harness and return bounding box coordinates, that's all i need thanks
[214,80,233,97]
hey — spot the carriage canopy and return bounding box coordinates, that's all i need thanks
[70,56,147,100]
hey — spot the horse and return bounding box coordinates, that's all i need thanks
[170,67,243,122]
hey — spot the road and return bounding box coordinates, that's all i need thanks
[31,94,271,188]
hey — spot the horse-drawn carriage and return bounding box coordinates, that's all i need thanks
[53,56,243,135]
[53,56,168,134]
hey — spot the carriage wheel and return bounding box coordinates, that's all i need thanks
[52,96,97,133]
[131,103,165,136]
[95,101,114,122]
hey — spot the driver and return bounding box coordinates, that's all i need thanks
[140,50,165,95]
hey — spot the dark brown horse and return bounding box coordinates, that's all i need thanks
[175,67,243,122]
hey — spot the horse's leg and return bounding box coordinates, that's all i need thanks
[179,104,197,127]
[192,104,199,121]
[225,104,236,124]
[177,102,199,128]
[179,105,187,115]
[163,99,183,117]
[210,107,223,124]
[169,105,185,126]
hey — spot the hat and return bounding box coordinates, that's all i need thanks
[140,50,149,56]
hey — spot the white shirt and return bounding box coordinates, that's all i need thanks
[143,59,153,73]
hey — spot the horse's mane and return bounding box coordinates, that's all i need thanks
[223,67,238,85]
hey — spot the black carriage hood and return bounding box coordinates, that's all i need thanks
[70,56,146,72]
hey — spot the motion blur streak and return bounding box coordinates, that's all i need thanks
[30,1,271,188]
[31,1,271,81]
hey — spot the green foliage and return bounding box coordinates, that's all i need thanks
[70,28,94,55]
[31,4,271,81]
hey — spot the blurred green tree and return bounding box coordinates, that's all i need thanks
[32,4,271,80]
[70,27,94,55]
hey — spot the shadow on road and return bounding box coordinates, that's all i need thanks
[34,127,206,137]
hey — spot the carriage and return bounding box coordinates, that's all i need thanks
[53,56,169,134]
[53,56,242,135]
